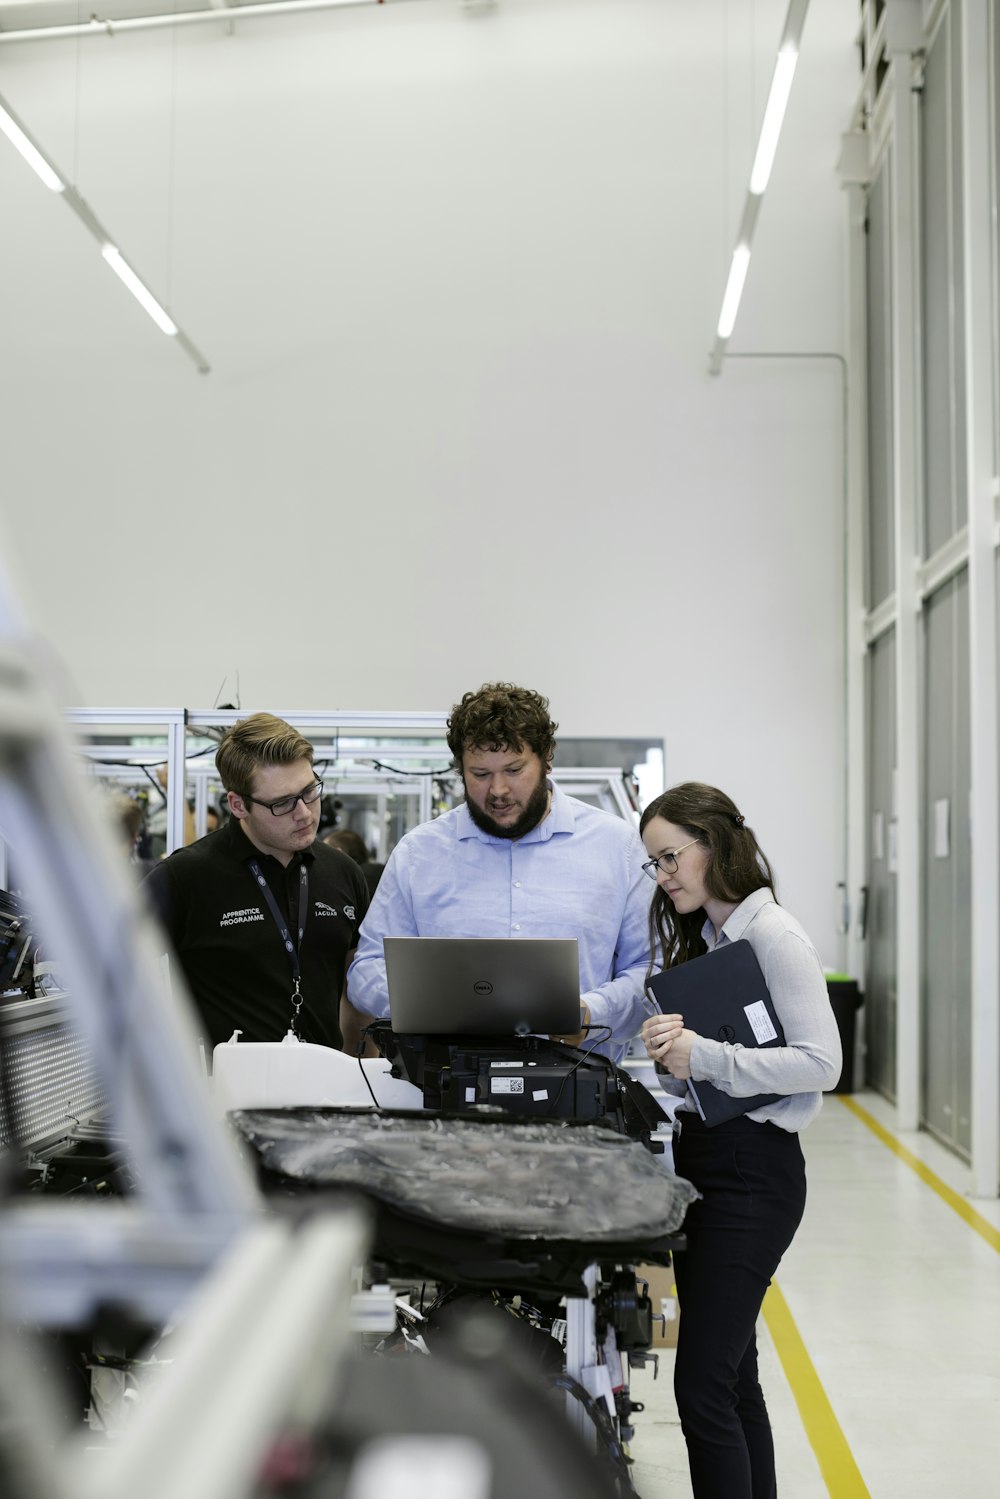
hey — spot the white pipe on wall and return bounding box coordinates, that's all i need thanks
[0,0,420,45]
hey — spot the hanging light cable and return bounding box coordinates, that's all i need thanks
[709,0,809,375]
[0,87,209,373]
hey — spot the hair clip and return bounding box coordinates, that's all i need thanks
[734,813,746,827]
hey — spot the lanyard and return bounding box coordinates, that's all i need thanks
[247,858,309,1035]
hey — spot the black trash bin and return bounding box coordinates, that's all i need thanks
[825,976,862,1093]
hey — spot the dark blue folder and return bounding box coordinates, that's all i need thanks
[646,939,787,1126]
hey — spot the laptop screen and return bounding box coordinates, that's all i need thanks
[384,936,581,1036]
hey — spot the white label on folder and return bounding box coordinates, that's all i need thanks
[744,1000,778,1044]
[491,1077,524,1095]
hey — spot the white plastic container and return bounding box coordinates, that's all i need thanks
[211,1030,423,1115]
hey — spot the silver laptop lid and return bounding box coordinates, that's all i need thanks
[384,937,581,1036]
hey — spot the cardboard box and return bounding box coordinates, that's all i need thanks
[636,1261,679,1348]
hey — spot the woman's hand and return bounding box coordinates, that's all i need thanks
[641,1013,684,1062]
[657,1027,695,1079]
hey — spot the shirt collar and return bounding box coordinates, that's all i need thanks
[455,778,576,845]
[225,814,316,867]
[702,885,775,947]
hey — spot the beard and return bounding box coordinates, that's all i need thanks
[464,768,551,841]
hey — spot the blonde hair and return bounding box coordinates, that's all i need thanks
[215,714,314,800]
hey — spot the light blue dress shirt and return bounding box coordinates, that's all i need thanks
[347,781,653,1059]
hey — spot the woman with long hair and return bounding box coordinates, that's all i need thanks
[640,782,841,1499]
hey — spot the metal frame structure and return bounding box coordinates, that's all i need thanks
[959,0,1000,1201]
[0,563,259,1330]
[0,616,648,1484]
[59,707,641,855]
[844,0,1000,1195]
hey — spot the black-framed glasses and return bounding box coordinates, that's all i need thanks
[641,837,700,881]
[246,778,324,817]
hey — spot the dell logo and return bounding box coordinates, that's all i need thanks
[473,980,493,995]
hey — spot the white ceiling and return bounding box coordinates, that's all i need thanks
[0,1,859,964]
[0,0,860,378]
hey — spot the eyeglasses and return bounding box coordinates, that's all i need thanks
[641,837,700,881]
[246,779,324,817]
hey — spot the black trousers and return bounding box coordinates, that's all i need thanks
[671,1111,807,1499]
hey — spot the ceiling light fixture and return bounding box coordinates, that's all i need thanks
[717,245,752,340]
[0,87,209,373]
[709,0,809,375]
[749,44,799,195]
[102,245,179,337]
[0,98,65,192]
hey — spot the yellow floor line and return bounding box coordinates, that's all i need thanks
[763,1279,870,1498]
[838,1095,1000,1254]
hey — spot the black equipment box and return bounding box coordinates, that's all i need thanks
[369,1024,669,1146]
[375,1027,613,1120]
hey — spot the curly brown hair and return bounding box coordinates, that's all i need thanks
[445,682,558,770]
[639,782,776,976]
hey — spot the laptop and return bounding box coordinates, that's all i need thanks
[384,936,581,1036]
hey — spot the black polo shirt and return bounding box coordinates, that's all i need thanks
[143,818,369,1050]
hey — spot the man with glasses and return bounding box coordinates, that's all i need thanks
[346,682,652,1061]
[145,713,369,1053]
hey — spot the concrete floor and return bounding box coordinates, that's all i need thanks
[626,1089,1000,1498]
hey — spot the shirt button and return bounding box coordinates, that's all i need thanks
[513,924,521,931]
[514,881,521,888]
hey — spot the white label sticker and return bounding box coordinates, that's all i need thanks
[490,1060,524,1069]
[465,1087,476,1103]
[744,1000,778,1044]
[491,1077,524,1095]
[531,1089,549,1101]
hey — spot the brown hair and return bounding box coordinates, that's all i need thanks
[110,793,144,848]
[639,782,776,975]
[325,827,370,864]
[215,713,314,800]
[446,683,558,770]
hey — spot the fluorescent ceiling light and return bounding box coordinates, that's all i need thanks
[717,245,751,340]
[1,86,206,369]
[101,245,178,337]
[749,44,798,195]
[0,101,64,192]
[709,0,809,374]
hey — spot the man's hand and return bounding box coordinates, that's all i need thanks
[552,1001,591,1048]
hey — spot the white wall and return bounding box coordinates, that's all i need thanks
[0,0,857,958]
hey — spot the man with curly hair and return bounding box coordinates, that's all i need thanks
[346,682,651,1058]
